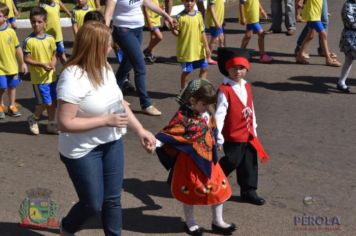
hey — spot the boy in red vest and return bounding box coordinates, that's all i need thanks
[215,47,269,205]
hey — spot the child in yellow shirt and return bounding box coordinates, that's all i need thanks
[0,3,27,119]
[71,0,93,35]
[23,6,58,135]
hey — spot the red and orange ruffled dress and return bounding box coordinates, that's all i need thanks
[156,107,232,205]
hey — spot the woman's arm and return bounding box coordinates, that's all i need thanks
[143,0,175,29]
[123,101,156,152]
[104,0,116,27]
[57,100,129,133]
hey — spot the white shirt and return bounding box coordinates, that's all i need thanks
[57,65,124,159]
[215,77,257,145]
[112,0,145,28]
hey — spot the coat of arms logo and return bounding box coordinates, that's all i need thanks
[19,188,59,229]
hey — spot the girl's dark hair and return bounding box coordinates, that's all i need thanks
[30,6,47,21]
[191,83,217,105]
[84,10,105,24]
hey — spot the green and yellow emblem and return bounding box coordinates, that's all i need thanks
[19,188,59,229]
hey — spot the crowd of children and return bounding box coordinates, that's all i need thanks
[0,0,354,234]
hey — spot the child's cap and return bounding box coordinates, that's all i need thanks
[217,47,251,76]
[177,78,212,105]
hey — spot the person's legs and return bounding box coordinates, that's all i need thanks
[183,204,199,231]
[180,71,190,89]
[112,27,135,88]
[113,26,152,109]
[284,0,296,31]
[257,29,266,55]
[144,28,163,59]
[240,30,252,48]
[236,143,258,193]
[270,0,282,32]
[318,0,329,54]
[295,24,309,54]
[102,139,124,236]
[338,54,353,89]
[296,26,315,63]
[60,147,105,233]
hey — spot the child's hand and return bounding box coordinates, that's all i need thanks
[260,9,268,19]
[138,128,156,154]
[205,47,212,58]
[240,17,246,26]
[43,63,53,71]
[20,63,28,74]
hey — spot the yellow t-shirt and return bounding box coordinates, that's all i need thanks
[23,33,57,84]
[87,0,98,10]
[0,0,15,18]
[0,24,19,75]
[41,2,63,42]
[206,0,225,27]
[176,10,206,62]
[72,5,93,30]
[240,0,259,24]
[302,0,322,21]
[144,0,161,27]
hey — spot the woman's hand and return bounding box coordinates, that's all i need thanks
[137,128,156,153]
[106,113,129,128]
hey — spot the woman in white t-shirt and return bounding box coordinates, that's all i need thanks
[104,0,174,116]
[57,22,156,236]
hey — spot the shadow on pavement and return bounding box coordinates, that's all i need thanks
[0,121,30,135]
[252,76,356,94]
[0,222,59,236]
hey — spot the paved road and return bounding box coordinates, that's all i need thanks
[1,1,355,235]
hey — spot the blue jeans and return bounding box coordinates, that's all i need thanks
[295,0,328,52]
[60,139,124,236]
[112,26,151,109]
[270,0,296,31]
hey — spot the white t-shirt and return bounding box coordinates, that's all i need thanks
[112,0,145,28]
[57,65,124,159]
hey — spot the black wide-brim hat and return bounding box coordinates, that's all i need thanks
[217,47,251,76]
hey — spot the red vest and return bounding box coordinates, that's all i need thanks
[219,83,255,142]
[219,82,269,162]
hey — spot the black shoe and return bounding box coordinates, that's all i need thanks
[241,191,266,205]
[336,84,350,93]
[211,223,237,235]
[184,224,204,236]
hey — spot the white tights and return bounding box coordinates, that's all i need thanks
[183,203,231,231]
[338,54,354,87]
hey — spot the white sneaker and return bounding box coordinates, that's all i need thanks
[142,105,162,116]
[27,115,39,135]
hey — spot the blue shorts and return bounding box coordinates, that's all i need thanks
[307,21,325,33]
[56,41,65,54]
[246,22,263,33]
[7,17,16,24]
[208,27,224,38]
[0,74,21,89]
[181,59,208,73]
[32,81,57,105]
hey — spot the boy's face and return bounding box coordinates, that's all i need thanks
[30,15,46,34]
[0,12,7,26]
[227,65,247,81]
[182,0,196,12]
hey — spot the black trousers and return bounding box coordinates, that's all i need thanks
[219,141,258,193]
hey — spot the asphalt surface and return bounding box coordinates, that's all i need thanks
[1,1,355,235]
